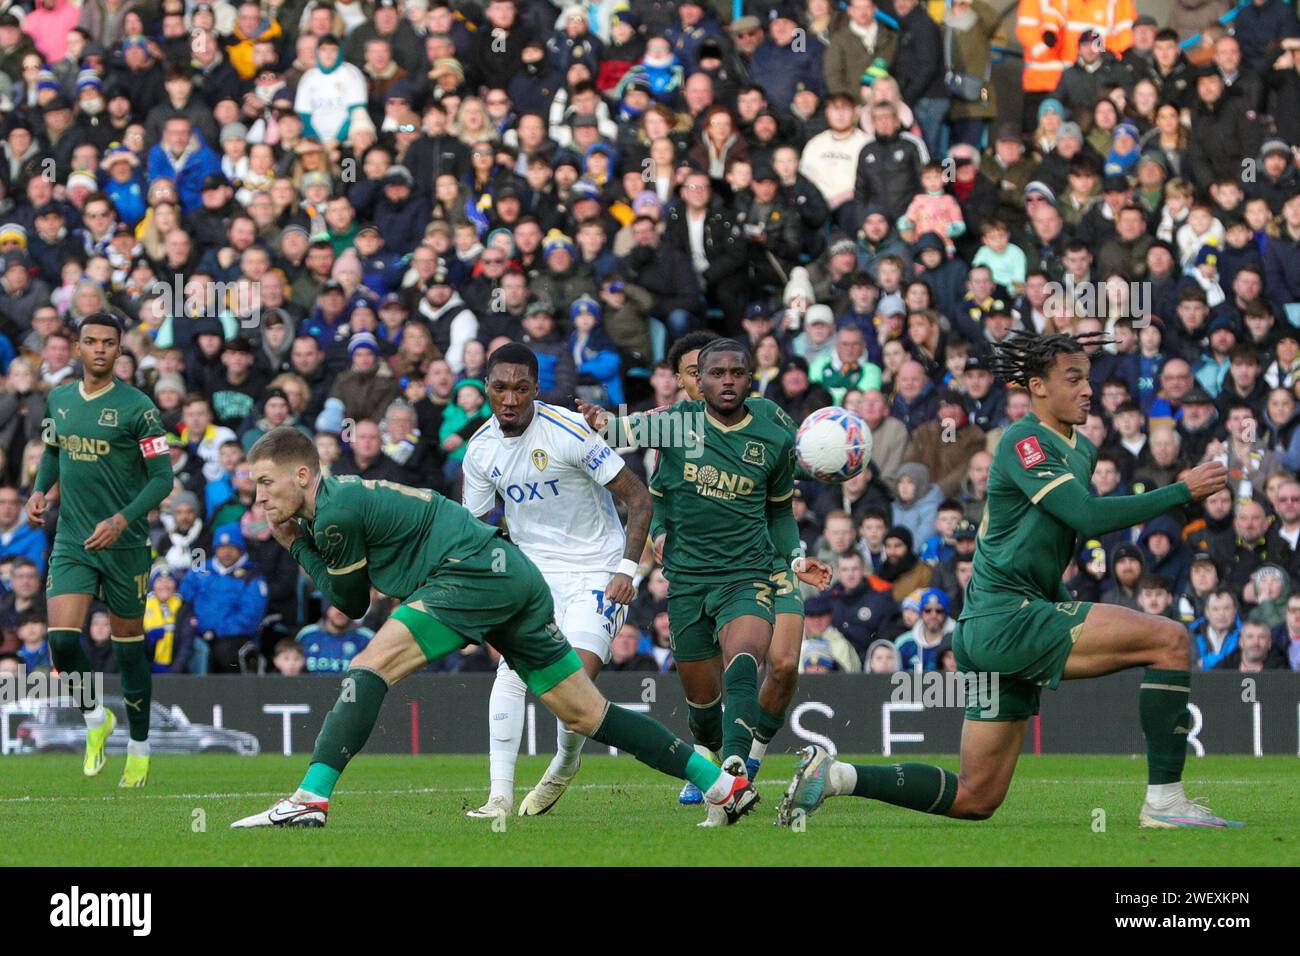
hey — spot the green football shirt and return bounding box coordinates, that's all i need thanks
[43,378,171,550]
[649,399,795,584]
[961,412,1096,617]
[294,475,500,600]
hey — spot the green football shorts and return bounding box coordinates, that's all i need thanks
[46,542,152,619]
[667,576,777,662]
[952,598,1093,721]
[771,567,804,617]
[391,537,581,696]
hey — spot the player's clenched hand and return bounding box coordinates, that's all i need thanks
[652,533,666,565]
[269,516,303,550]
[575,398,610,430]
[1183,460,1229,500]
[794,557,833,591]
[605,572,636,605]
[84,513,128,551]
[26,491,47,527]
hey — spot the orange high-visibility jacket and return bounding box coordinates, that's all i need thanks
[1016,0,1135,92]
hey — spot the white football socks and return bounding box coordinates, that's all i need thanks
[126,739,150,757]
[748,739,768,762]
[1146,781,1186,808]
[488,662,527,801]
[548,717,583,778]
[704,773,735,802]
[83,704,105,729]
[828,761,857,797]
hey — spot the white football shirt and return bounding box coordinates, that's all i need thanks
[461,401,627,573]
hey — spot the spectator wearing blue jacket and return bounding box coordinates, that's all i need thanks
[521,301,578,406]
[299,280,355,373]
[663,0,725,73]
[890,362,940,432]
[895,587,955,671]
[0,491,48,573]
[748,13,823,108]
[179,523,268,673]
[100,146,148,228]
[295,603,374,674]
[1190,587,1242,671]
[568,294,624,406]
[1262,193,1300,312]
[146,115,221,215]
[371,166,431,257]
[1232,0,1300,72]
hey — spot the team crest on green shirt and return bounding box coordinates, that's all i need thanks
[743,440,766,466]
[531,449,549,470]
[97,408,119,428]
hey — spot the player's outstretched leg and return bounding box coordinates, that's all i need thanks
[111,628,153,788]
[779,719,1021,826]
[231,618,428,828]
[750,611,803,782]
[469,659,526,819]
[540,666,759,826]
[1063,604,1243,829]
[777,746,962,826]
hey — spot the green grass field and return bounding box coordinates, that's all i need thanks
[0,754,1291,866]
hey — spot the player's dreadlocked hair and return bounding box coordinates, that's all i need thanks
[986,330,1112,388]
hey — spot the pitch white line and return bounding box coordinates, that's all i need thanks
[0,779,1265,805]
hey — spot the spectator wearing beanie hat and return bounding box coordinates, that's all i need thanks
[567,293,623,405]
[1102,541,1146,610]
[437,377,489,474]
[329,331,399,423]
[894,587,954,671]
[143,564,185,673]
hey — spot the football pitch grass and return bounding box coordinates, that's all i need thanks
[1,754,1292,866]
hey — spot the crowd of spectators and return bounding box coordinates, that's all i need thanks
[0,0,1299,677]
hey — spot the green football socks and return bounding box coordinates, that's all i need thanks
[111,637,152,742]
[1139,668,1192,785]
[720,653,760,764]
[48,628,93,711]
[687,695,723,754]
[755,705,784,745]
[589,702,723,792]
[299,668,389,799]
[849,762,960,815]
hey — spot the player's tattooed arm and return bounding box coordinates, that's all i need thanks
[604,465,652,605]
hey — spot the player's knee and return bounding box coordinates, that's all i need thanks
[1158,620,1190,668]
[767,645,798,687]
[953,789,1004,821]
[564,708,600,737]
[951,775,1006,820]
